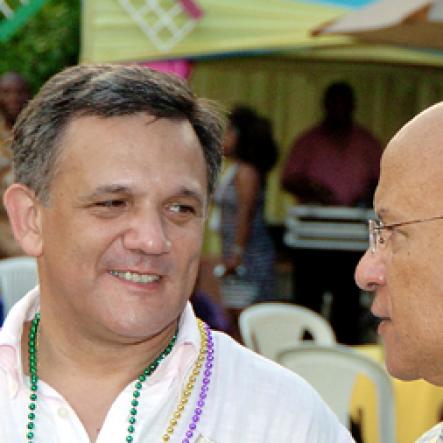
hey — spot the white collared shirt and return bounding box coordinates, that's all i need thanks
[416,423,443,443]
[0,288,353,442]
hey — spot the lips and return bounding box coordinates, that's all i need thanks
[109,270,161,284]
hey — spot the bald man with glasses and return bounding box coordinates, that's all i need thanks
[355,102,443,442]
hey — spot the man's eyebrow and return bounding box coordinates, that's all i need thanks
[377,207,406,224]
[78,184,206,205]
[376,208,388,220]
[79,184,132,202]
[175,186,205,206]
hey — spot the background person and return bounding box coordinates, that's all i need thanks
[213,106,278,304]
[355,102,443,441]
[0,71,30,258]
[281,81,382,344]
[0,64,352,442]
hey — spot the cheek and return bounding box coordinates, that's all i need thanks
[390,249,441,322]
[171,225,204,270]
[43,210,116,270]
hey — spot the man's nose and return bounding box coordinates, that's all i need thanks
[354,249,386,292]
[123,209,171,255]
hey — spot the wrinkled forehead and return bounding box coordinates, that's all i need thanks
[375,103,443,219]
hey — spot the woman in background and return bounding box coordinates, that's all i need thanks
[214,106,278,303]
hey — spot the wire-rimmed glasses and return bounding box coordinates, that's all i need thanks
[368,215,443,254]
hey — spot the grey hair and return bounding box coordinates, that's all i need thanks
[11,64,225,203]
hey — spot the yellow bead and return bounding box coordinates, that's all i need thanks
[156,320,210,440]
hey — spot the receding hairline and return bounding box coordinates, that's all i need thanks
[10,64,224,203]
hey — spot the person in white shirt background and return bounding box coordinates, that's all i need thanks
[0,64,352,443]
[355,102,443,443]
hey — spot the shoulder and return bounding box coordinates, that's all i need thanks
[235,162,259,180]
[352,124,381,146]
[212,330,318,393]
[292,125,323,145]
[234,162,260,188]
[209,331,353,441]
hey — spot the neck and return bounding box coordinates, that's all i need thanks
[22,313,180,443]
[323,119,353,134]
[22,314,178,388]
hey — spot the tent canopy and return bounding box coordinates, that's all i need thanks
[314,0,443,51]
[81,0,350,63]
[81,0,443,67]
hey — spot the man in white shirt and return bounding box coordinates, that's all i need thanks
[0,64,352,442]
[355,102,443,443]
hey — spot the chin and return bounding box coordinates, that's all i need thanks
[109,319,166,341]
[384,352,420,381]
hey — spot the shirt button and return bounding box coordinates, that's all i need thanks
[58,407,69,418]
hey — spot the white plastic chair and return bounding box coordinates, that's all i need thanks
[238,302,336,361]
[277,344,396,443]
[0,256,38,315]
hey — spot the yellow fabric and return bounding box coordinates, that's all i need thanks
[351,345,443,443]
[189,57,443,255]
[283,44,443,68]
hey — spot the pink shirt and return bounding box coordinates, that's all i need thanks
[282,124,381,206]
[0,288,353,442]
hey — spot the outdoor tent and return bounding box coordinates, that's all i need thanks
[80,0,443,230]
[315,0,443,51]
[80,0,443,66]
[81,0,349,63]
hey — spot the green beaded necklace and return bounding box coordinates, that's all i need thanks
[26,312,178,443]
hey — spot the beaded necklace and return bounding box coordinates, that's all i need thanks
[26,313,214,443]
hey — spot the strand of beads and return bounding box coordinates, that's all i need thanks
[162,319,208,442]
[26,312,40,442]
[181,323,213,443]
[26,312,178,443]
[26,313,213,443]
[125,332,178,443]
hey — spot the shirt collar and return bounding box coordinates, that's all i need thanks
[146,302,202,385]
[0,288,201,396]
[0,286,40,396]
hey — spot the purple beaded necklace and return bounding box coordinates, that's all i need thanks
[26,316,214,443]
[181,322,214,443]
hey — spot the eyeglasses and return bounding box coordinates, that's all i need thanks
[368,215,443,254]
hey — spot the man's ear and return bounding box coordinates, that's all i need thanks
[3,184,43,257]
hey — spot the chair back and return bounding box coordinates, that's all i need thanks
[238,302,336,360]
[0,256,38,315]
[277,344,396,443]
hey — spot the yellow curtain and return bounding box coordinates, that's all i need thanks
[190,56,443,254]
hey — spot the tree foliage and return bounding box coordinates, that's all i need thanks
[0,0,80,93]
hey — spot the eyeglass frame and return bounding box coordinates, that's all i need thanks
[368,215,443,254]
